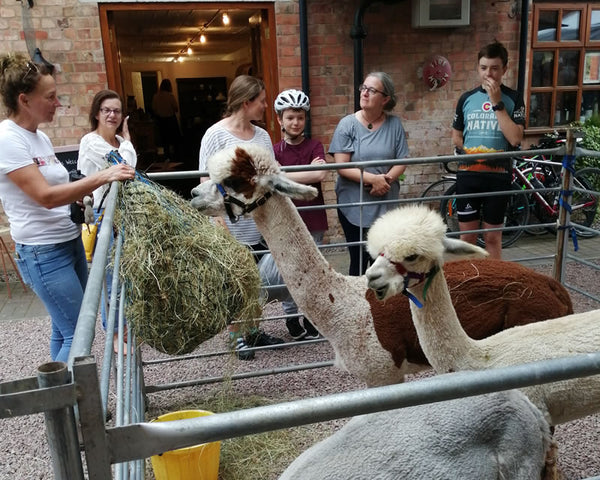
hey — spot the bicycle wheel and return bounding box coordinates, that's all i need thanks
[516,161,560,236]
[419,178,457,214]
[524,197,552,236]
[570,168,600,238]
[525,177,559,236]
[438,183,460,236]
[441,183,529,248]
[500,184,530,247]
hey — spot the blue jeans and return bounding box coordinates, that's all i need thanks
[15,237,88,362]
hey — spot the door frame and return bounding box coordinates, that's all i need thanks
[97,2,280,141]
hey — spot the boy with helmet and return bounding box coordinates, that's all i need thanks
[258,89,328,341]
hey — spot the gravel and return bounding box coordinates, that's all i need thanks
[1,260,599,479]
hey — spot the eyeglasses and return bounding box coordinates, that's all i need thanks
[99,107,122,116]
[358,84,387,96]
[22,61,39,82]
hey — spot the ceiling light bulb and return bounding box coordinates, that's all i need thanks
[187,47,192,55]
[200,34,206,44]
[222,13,230,25]
[178,56,184,62]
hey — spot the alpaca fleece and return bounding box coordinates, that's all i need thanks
[367,258,573,368]
[279,390,551,480]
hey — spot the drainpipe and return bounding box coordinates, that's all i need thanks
[351,0,404,111]
[299,0,311,136]
[517,0,530,97]
[351,1,376,111]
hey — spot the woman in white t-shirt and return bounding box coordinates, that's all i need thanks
[0,53,135,362]
[78,89,137,353]
[198,75,283,360]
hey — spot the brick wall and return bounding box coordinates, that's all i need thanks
[0,0,522,245]
[275,0,521,241]
[0,0,107,146]
[276,0,520,161]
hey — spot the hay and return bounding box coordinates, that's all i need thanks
[114,178,261,355]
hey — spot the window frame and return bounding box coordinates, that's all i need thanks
[527,3,599,131]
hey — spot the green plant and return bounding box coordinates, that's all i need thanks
[567,119,600,169]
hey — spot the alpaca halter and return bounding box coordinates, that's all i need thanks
[216,183,272,223]
[380,253,440,308]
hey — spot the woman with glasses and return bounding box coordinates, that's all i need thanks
[78,90,137,212]
[329,72,409,276]
[0,53,135,362]
[78,89,137,353]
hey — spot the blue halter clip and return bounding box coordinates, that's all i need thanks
[381,253,439,308]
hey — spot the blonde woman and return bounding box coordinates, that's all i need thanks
[199,75,284,360]
[0,54,134,362]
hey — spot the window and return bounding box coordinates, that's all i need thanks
[411,0,470,28]
[528,4,600,129]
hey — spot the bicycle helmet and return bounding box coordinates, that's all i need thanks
[274,89,310,114]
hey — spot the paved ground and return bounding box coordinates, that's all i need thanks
[1,232,599,322]
[1,232,599,480]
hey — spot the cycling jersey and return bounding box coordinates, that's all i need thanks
[452,85,525,172]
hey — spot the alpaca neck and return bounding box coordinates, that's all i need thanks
[252,195,344,308]
[408,266,481,373]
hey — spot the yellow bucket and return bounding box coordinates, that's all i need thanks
[150,410,221,480]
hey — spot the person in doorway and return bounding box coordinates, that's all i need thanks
[259,89,327,341]
[0,53,135,362]
[329,71,409,276]
[199,75,284,360]
[451,41,525,260]
[152,79,181,162]
[78,89,137,353]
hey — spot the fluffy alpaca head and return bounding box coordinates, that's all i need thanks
[191,144,317,216]
[365,204,487,300]
[206,143,281,187]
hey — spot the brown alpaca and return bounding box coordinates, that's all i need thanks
[367,259,573,368]
[191,144,573,386]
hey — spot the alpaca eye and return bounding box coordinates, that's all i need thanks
[405,254,418,262]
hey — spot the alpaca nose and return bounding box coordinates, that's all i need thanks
[365,272,382,289]
[365,265,379,281]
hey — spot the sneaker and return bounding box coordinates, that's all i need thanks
[231,337,255,360]
[246,329,285,347]
[286,318,307,341]
[303,318,320,339]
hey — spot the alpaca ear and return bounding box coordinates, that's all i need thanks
[442,237,488,261]
[258,173,318,200]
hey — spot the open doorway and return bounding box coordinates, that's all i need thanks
[97,3,278,195]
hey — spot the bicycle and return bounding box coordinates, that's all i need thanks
[514,165,600,238]
[420,147,600,247]
[513,138,600,238]
[420,155,529,248]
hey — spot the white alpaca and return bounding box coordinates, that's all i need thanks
[192,144,404,386]
[190,144,573,387]
[279,390,552,480]
[365,203,600,425]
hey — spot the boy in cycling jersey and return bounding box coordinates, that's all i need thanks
[451,41,526,259]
